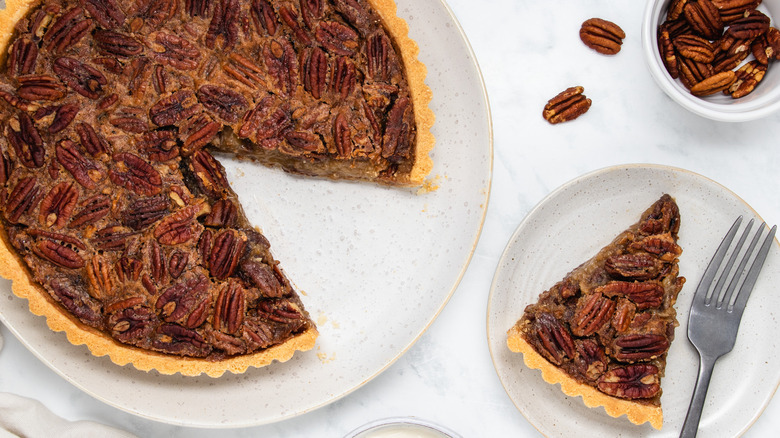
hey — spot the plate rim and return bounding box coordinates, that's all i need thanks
[486,162,780,437]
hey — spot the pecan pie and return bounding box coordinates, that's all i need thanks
[507,195,685,429]
[0,0,433,376]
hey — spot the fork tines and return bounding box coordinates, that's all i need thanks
[696,216,778,312]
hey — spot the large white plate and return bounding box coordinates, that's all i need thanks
[487,164,780,437]
[0,0,492,427]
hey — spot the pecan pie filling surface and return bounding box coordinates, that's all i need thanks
[0,0,433,376]
[508,195,685,429]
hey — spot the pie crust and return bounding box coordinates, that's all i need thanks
[507,194,685,429]
[0,0,433,376]
[507,326,663,430]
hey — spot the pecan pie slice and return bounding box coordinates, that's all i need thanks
[507,195,685,429]
[0,0,433,377]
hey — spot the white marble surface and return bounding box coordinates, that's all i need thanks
[2,0,780,436]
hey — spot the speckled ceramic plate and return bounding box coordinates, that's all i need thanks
[487,164,780,437]
[0,0,492,427]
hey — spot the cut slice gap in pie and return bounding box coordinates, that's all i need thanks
[507,194,686,429]
[0,0,434,377]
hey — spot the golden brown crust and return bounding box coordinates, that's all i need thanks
[368,0,435,187]
[0,222,318,377]
[508,317,663,429]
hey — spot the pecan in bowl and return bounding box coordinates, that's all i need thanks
[642,0,780,121]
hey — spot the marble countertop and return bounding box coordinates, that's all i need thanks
[2,0,780,436]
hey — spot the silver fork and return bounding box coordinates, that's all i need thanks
[680,216,777,438]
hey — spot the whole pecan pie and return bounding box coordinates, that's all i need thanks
[507,195,685,429]
[0,0,433,376]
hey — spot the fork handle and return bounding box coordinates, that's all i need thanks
[680,354,718,438]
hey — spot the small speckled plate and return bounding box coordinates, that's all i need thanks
[0,0,492,427]
[487,164,780,437]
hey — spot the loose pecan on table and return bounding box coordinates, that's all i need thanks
[580,18,626,55]
[542,86,592,124]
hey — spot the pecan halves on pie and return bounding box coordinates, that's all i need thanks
[223,53,267,89]
[628,234,682,261]
[605,253,663,281]
[43,7,93,53]
[542,86,592,124]
[53,57,107,100]
[571,292,616,337]
[532,312,576,366]
[152,323,211,357]
[213,280,246,334]
[153,204,205,245]
[28,229,87,269]
[83,0,126,29]
[611,298,637,333]
[90,225,136,252]
[56,139,104,189]
[575,338,608,382]
[137,130,179,162]
[579,18,625,55]
[109,306,155,343]
[5,177,42,224]
[156,274,210,323]
[250,0,279,36]
[613,334,671,362]
[49,278,102,325]
[240,259,285,298]
[204,199,238,228]
[17,75,66,102]
[316,21,359,55]
[209,229,247,280]
[149,90,202,127]
[39,181,78,229]
[639,194,680,235]
[381,97,412,162]
[46,103,80,134]
[597,281,665,310]
[152,32,202,70]
[7,113,45,169]
[8,38,38,76]
[197,84,249,124]
[597,364,661,399]
[69,194,110,228]
[188,149,231,198]
[108,153,163,195]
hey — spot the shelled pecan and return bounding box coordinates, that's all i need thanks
[658,0,775,99]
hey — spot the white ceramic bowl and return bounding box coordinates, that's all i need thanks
[642,0,780,122]
[344,417,462,438]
